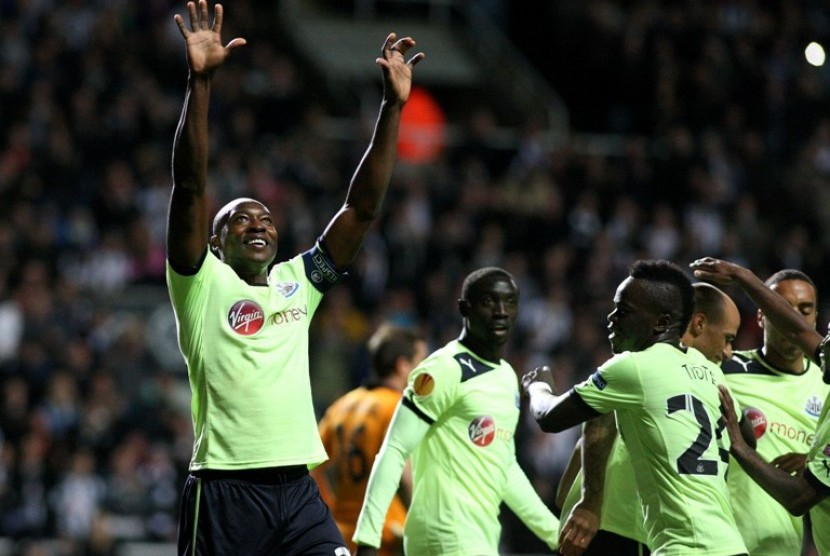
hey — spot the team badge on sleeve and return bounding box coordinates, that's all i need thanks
[590,370,607,390]
[413,373,435,397]
[824,444,830,458]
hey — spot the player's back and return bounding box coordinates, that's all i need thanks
[580,343,747,555]
[318,385,406,551]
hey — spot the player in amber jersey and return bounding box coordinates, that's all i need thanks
[314,325,427,556]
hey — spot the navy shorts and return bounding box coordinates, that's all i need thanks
[556,530,650,556]
[177,466,349,556]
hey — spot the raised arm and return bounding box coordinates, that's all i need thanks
[320,34,424,269]
[690,257,823,359]
[168,1,246,269]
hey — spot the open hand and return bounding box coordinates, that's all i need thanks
[689,257,743,286]
[718,385,745,452]
[174,1,246,76]
[377,33,425,105]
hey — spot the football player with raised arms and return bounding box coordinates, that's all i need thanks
[165,1,424,554]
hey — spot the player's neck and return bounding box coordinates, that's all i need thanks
[761,346,806,375]
[458,335,502,363]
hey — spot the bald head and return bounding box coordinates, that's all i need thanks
[682,283,741,364]
[212,197,266,236]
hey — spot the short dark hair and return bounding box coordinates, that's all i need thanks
[368,324,425,380]
[765,269,817,301]
[460,267,516,302]
[629,259,695,333]
[692,282,728,323]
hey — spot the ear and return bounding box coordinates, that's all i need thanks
[688,312,706,337]
[209,234,220,254]
[458,298,469,318]
[756,308,765,330]
[654,313,673,334]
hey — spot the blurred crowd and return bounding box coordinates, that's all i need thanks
[2,0,830,554]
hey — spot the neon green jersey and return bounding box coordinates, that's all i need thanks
[805,389,830,556]
[723,349,828,555]
[357,340,557,555]
[574,343,746,556]
[166,247,341,470]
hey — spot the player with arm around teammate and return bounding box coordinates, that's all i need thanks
[692,258,830,555]
[353,267,560,556]
[166,2,424,554]
[523,259,748,556]
[555,281,742,556]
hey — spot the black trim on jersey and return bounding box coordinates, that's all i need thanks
[454,353,496,382]
[571,389,602,418]
[168,248,208,276]
[722,348,814,377]
[402,394,435,425]
[301,239,346,293]
[805,466,830,495]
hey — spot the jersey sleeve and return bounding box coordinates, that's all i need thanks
[503,458,560,550]
[573,352,645,414]
[401,354,460,424]
[353,401,430,548]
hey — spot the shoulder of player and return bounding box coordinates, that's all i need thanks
[721,350,759,376]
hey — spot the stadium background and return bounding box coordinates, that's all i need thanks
[1,1,829,554]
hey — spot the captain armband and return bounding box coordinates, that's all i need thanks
[301,239,347,293]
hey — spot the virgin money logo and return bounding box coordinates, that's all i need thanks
[745,407,767,439]
[468,416,496,447]
[228,300,265,336]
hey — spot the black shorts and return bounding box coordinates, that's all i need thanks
[556,529,650,556]
[177,466,349,556]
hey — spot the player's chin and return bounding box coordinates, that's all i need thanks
[608,335,626,354]
[489,327,511,342]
